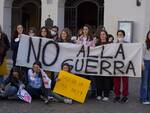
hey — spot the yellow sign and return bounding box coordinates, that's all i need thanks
[53,71,91,103]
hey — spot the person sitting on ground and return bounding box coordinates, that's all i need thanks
[50,63,73,104]
[25,61,51,104]
[0,67,25,99]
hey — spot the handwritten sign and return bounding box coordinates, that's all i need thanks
[16,35,143,77]
[53,71,91,103]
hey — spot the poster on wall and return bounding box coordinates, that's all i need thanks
[118,21,134,42]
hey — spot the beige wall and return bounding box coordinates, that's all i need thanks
[0,0,4,28]
[1,0,150,42]
[104,0,148,42]
[41,0,59,27]
[41,0,65,32]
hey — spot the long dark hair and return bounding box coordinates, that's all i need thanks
[97,30,108,45]
[61,63,71,72]
[82,24,93,41]
[59,28,71,42]
[12,25,24,39]
[39,26,50,38]
[146,31,150,50]
[12,66,23,80]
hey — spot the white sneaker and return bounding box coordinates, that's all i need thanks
[102,97,109,101]
[96,96,102,101]
[48,96,54,100]
[142,101,150,105]
[64,99,72,104]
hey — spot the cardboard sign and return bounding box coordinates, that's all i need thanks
[53,71,91,103]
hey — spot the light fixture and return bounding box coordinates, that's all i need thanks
[136,0,142,7]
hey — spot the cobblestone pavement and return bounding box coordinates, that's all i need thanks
[0,78,150,113]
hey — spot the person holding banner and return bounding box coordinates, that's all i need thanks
[95,30,111,101]
[38,26,50,39]
[58,28,72,43]
[0,67,25,98]
[76,25,97,98]
[26,61,52,104]
[140,31,150,105]
[49,25,59,41]
[28,27,37,37]
[113,30,129,103]
[76,24,95,47]
[0,25,10,92]
[11,25,24,66]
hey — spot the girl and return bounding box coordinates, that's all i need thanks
[28,27,37,37]
[49,26,59,41]
[140,31,150,104]
[113,30,129,103]
[76,24,95,47]
[95,30,111,101]
[50,63,73,104]
[11,25,24,66]
[26,61,51,104]
[39,27,50,38]
[58,28,72,43]
[76,25,96,98]
[0,67,24,98]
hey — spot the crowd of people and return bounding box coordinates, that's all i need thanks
[0,24,150,105]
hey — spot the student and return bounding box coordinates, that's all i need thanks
[113,30,129,103]
[140,31,150,105]
[26,61,51,104]
[76,24,95,47]
[0,25,10,91]
[50,63,73,104]
[76,25,96,98]
[11,25,24,66]
[58,28,72,43]
[39,26,50,38]
[0,67,24,98]
[28,27,37,37]
[108,34,114,43]
[95,30,111,101]
[49,26,59,41]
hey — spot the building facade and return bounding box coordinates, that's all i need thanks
[0,0,150,42]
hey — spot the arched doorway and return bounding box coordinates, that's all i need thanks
[12,0,41,33]
[65,0,104,34]
[77,2,98,30]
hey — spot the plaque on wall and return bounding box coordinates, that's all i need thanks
[118,21,134,42]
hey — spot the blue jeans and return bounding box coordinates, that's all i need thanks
[26,85,49,98]
[4,86,18,97]
[140,60,150,102]
[0,76,4,84]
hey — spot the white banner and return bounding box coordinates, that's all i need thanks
[16,35,143,77]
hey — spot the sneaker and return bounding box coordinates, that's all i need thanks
[64,99,72,104]
[44,98,49,104]
[113,96,120,103]
[142,101,150,105]
[120,97,128,103]
[0,91,5,97]
[96,96,102,101]
[102,97,109,101]
[40,95,45,101]
[48,96,54,101]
